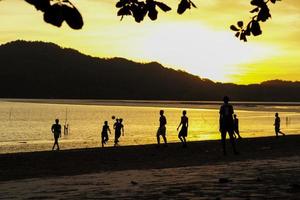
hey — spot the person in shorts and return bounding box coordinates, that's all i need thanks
[219,96,238,155]
[274,113,285,138]
[157,110,167,146]
[101,121,111,147]
[51,119,61,151]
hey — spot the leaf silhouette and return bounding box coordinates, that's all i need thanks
[250,0,265,7]
[43,3,64,27]
[63,4,83,30]
[117,6,132,16]
[177,0,190,14]
[237,21,243,28]
[257,5,271,22]
[250,7,259,13]
[230,25,239,31]
[251,20,262,36]
[25,0,50,12]
[116,0,130,8]
[131,3,147,22]
[148,8,158,20]
[155,1,171,12]
[240,32,247,42]
[190,1,197,8]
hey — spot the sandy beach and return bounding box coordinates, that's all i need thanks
[1,135,300,199]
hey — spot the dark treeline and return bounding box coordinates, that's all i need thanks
[1,40,300,101]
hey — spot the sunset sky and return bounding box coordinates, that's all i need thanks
[0,0,299,84]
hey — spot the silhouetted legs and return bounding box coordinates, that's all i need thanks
[178,135,187,147]
[52,136,59,151]
[157,126,167,146]
[102,136,108,147]
[275,128,285,138]
[114,131,121,146]
[157,134,167,146]
[221,129,238,155]
[234,129,242,139]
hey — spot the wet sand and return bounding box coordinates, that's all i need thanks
[0,135,300,199]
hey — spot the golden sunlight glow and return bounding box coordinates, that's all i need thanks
[136,23,278,82]
[0,0,299,84]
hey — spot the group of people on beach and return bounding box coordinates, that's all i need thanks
[101,117,124,147]
[51,96,286,155]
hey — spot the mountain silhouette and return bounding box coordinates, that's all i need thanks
[1,40,300,101]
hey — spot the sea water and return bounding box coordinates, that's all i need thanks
[0,99,300,154]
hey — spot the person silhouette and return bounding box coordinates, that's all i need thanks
[119,118,125,137]
[177,110,188,147]
[157,110,167,146]
[51,119,61,151]
[101,121,111,147]
[219,96,238,155]
[274,113,285,138]
[233,114,242,139]
[114,118,124,146]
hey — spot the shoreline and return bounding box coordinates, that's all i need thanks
[2,98,300,108]
[1,135,299,181]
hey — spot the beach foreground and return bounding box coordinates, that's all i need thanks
[1,135,300,199]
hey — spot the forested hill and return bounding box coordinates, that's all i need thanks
[1,40,300,101]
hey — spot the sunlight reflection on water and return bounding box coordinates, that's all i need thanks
[0,100,300,153]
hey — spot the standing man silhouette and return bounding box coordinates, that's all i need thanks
[157,110,167,146]
[274,112,285,138]
[51,119,61,151]
[219,96,238,155]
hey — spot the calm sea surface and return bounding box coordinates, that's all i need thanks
[1,99,300,154]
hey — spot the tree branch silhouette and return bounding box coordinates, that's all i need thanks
[230,0,281,42]
[8,0,282,41]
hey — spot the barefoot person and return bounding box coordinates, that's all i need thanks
[219,96,238,155]
[101,121,111,147]
[274,113,285,138]
[51,119,61,151]
[157,110,167,146]
[233,114,242,139]
[177,110,188,147]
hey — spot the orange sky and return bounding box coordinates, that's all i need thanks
[0,0,299,84]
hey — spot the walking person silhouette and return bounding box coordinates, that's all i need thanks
[101,121,111,147]
[177,110,188,147]
[157,110,167,146]
[219,96,239,155]
[233,114,242,139]
[274,112,285,138]
[51,119,61,151]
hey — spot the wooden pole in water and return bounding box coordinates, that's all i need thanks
[9,107,12,121]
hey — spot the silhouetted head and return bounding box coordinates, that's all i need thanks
[116,118,120,122]
[55,119,59,124]
[275,112,279,117]
[183,110,187,116]
[104,121,108,125]
[223,96,229,104]
[160,110,164,115]
[119,118,123,123]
